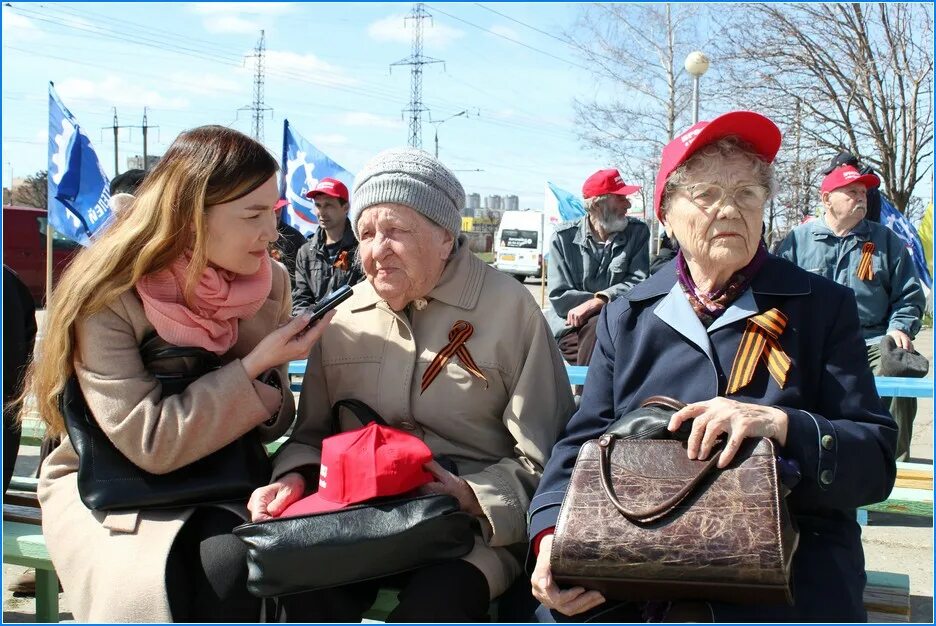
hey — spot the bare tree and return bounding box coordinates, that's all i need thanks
[713,3,934,216]
[12,170,48,209]
[566,3,711,248]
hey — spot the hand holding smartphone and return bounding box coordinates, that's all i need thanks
[303,285,354,331]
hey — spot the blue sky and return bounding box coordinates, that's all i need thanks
[3,2,618,210]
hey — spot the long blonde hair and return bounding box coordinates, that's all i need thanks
[21,125,278,435]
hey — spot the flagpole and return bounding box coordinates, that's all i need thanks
[45,218,53,307]
[540,257,547,309]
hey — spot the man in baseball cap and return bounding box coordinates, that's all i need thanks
[777,162,925,461]
[292,177,363,314]
[546,168,649,367]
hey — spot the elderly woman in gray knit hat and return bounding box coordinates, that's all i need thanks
[249,148,575,622]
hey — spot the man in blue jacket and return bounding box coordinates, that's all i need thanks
[546,169,649,366]
[777,165,925,460]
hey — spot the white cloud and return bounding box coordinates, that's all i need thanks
[169,72,243,96]
[56,76,189,110]
[3,11,41,36]
[264,50,358,88]
[311,133,348,146]
[489,25,521,41]
[188,2,294,34]
[338,112,404,130]
[368,14,463,48]
[189,2,294,16]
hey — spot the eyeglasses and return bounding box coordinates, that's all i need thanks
[676,183,769,212]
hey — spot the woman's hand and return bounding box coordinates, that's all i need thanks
[531,534,606,616]
[247,472,306,521]
[241,310,336,379]
[668,397,789,468]
[419,460,484,516]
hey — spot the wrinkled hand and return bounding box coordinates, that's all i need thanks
[566,297,605,328]
[247,472,306,521]
[418,460,483,516]
[668,397,789,468]
[531,534,605,616]
[888,329,914,352]
[242,310,336,379]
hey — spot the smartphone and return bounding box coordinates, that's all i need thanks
[302,285,353,330]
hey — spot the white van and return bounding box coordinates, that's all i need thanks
[494,210,544,281]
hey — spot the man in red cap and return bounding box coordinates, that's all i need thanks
[777,164,925,460]
[546,168,649,366]
[292,177,363,314]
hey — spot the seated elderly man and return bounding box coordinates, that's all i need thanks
[777,165,925,461]
[249,148,575,622]
[546,169,650,366]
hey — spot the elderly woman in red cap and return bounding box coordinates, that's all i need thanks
[528,111,896,622]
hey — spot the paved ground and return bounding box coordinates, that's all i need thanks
[4,301,934,622]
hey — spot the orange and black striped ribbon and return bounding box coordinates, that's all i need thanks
[421,320,488,394]
[856,242,875,281]
[726,308,792,395]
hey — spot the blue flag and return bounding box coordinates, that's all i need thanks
[47,84,111,246]
[543,182,586,259]
[280,120,354,238]
[880,195,932,288]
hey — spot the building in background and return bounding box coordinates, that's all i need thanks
[467,193,481,212]
[505,194,519,212]
[485,194,503,212]
[126,154,161,171]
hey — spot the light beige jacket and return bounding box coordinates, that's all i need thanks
[38,262,295,623]
[274,241,575,598]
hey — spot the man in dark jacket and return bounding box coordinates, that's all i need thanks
[271,199,310,289]
[291,178,364,315]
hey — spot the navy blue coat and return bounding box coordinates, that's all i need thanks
[529,256,897,622]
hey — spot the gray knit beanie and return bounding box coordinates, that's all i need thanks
[350,147,465,240]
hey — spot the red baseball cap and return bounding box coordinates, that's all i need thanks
[582,168,641,199]
[273,198,289,211]
[653,111,782,221]
[305,177,349,202]
[820,165,880,194]
[279,422,434,518]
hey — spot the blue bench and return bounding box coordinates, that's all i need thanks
[563,365,934,397]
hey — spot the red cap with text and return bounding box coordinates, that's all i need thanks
[279,422,434,517]
[582,168,641,200]
[820,165,880,194]
[653,111,782,221]
[305,177,350,202]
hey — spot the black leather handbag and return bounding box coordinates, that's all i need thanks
[233,398,476,597]
[234,493,478,597]
[61,333,272,512]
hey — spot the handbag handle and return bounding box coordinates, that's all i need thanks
[639,396,686,412]
[597,434,723,522]
[330,399,389,433]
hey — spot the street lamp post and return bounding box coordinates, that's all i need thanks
[684,51,710,125]
[430,110,467,159]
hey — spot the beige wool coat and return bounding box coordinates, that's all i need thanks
[38,261,295,623]
[273,240,576,598]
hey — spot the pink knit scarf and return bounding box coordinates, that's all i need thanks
[136,252,273,354]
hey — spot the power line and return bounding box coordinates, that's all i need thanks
[424,3,590,72]
[473,3,574,48]
[390,3,444,148]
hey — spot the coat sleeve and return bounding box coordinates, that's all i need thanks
[461,307,576,548]
[883,231,925,338]
[548,233,593,318]
[528,303,622,539]
[598,221,651,301]
[777,287,897,510]
[256,264,297,442]
[269,338,331,483]
[291,244,315,316]
[73,300,289,475]
[774,231,798,264]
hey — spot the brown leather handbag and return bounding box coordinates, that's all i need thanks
[550,397,799,605]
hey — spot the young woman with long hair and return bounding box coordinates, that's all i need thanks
[23,125,333,622]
